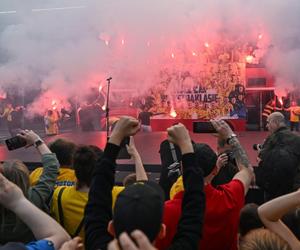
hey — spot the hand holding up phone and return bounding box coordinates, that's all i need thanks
[5,130,42,151]
[17,130,41,147]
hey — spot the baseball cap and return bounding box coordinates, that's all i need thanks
[113,181,165,242]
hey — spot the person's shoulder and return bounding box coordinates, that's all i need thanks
[112,185,125,194]
[29,167,43,185]
[55,170,76,187]
[26,240,54,250]
[206,180,244,202]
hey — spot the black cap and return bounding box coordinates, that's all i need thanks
[113,181,165,242]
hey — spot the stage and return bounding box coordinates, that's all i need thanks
[151,118,247,132]
[0,130,267,167]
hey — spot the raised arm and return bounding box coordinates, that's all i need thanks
[258,190,300,250]
[211,119,254,195]
[84,116,140,250]
[167,123,205,250]
[0,173,70,250]
[126,136,148,181]
[18,130,59,203]
[107,123,205,250]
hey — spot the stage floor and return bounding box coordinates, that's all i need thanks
[0,131,269,166]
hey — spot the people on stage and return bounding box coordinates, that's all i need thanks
[285,101,300,132]
[44,109,59,136]
[138,106,165,132]
[0,103,14,136]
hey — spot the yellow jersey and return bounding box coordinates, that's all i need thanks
[169,176,184,200]
[30,167,77,187]
[51,185,125,238]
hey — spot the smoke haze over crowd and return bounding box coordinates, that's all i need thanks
[0,0,300,114]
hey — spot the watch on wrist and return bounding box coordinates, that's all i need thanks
[226,134,237,144]
[34,139,44,148]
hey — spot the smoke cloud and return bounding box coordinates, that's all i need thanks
[0,0,300,114]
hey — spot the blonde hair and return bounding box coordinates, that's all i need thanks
[240,229,291,250]
[0,160,30,232]
[1,160,30,196]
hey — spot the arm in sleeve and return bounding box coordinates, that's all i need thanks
[30,153,59,205]
[168,153,205,250]
[84,143,120,250]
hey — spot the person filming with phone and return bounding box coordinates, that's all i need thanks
[1,129,60,244]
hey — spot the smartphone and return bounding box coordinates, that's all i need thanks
[5,136,27,151]
[118,137,131,159]
[193,122,216,133]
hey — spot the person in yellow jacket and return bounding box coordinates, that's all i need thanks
[30,138,77,187]
[0,103,14,135]
[285,101,300,132]
[50,135,148,239]
[44,109,60,136]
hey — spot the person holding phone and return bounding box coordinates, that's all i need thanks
[0,130,60,244]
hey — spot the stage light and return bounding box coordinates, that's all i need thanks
[245,55,254,63]
[204,42,210,48]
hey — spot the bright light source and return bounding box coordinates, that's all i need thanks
[171,53,175,59]
[121,39,125,45]
[102,105,106,111]
[258,34,263,40]
[204,42,210,48]
[170,109,177,118]
[192,51,197,56]
[98,85,103,92]
[245,55,254,64]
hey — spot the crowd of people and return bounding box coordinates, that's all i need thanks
[0,112,300,250]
